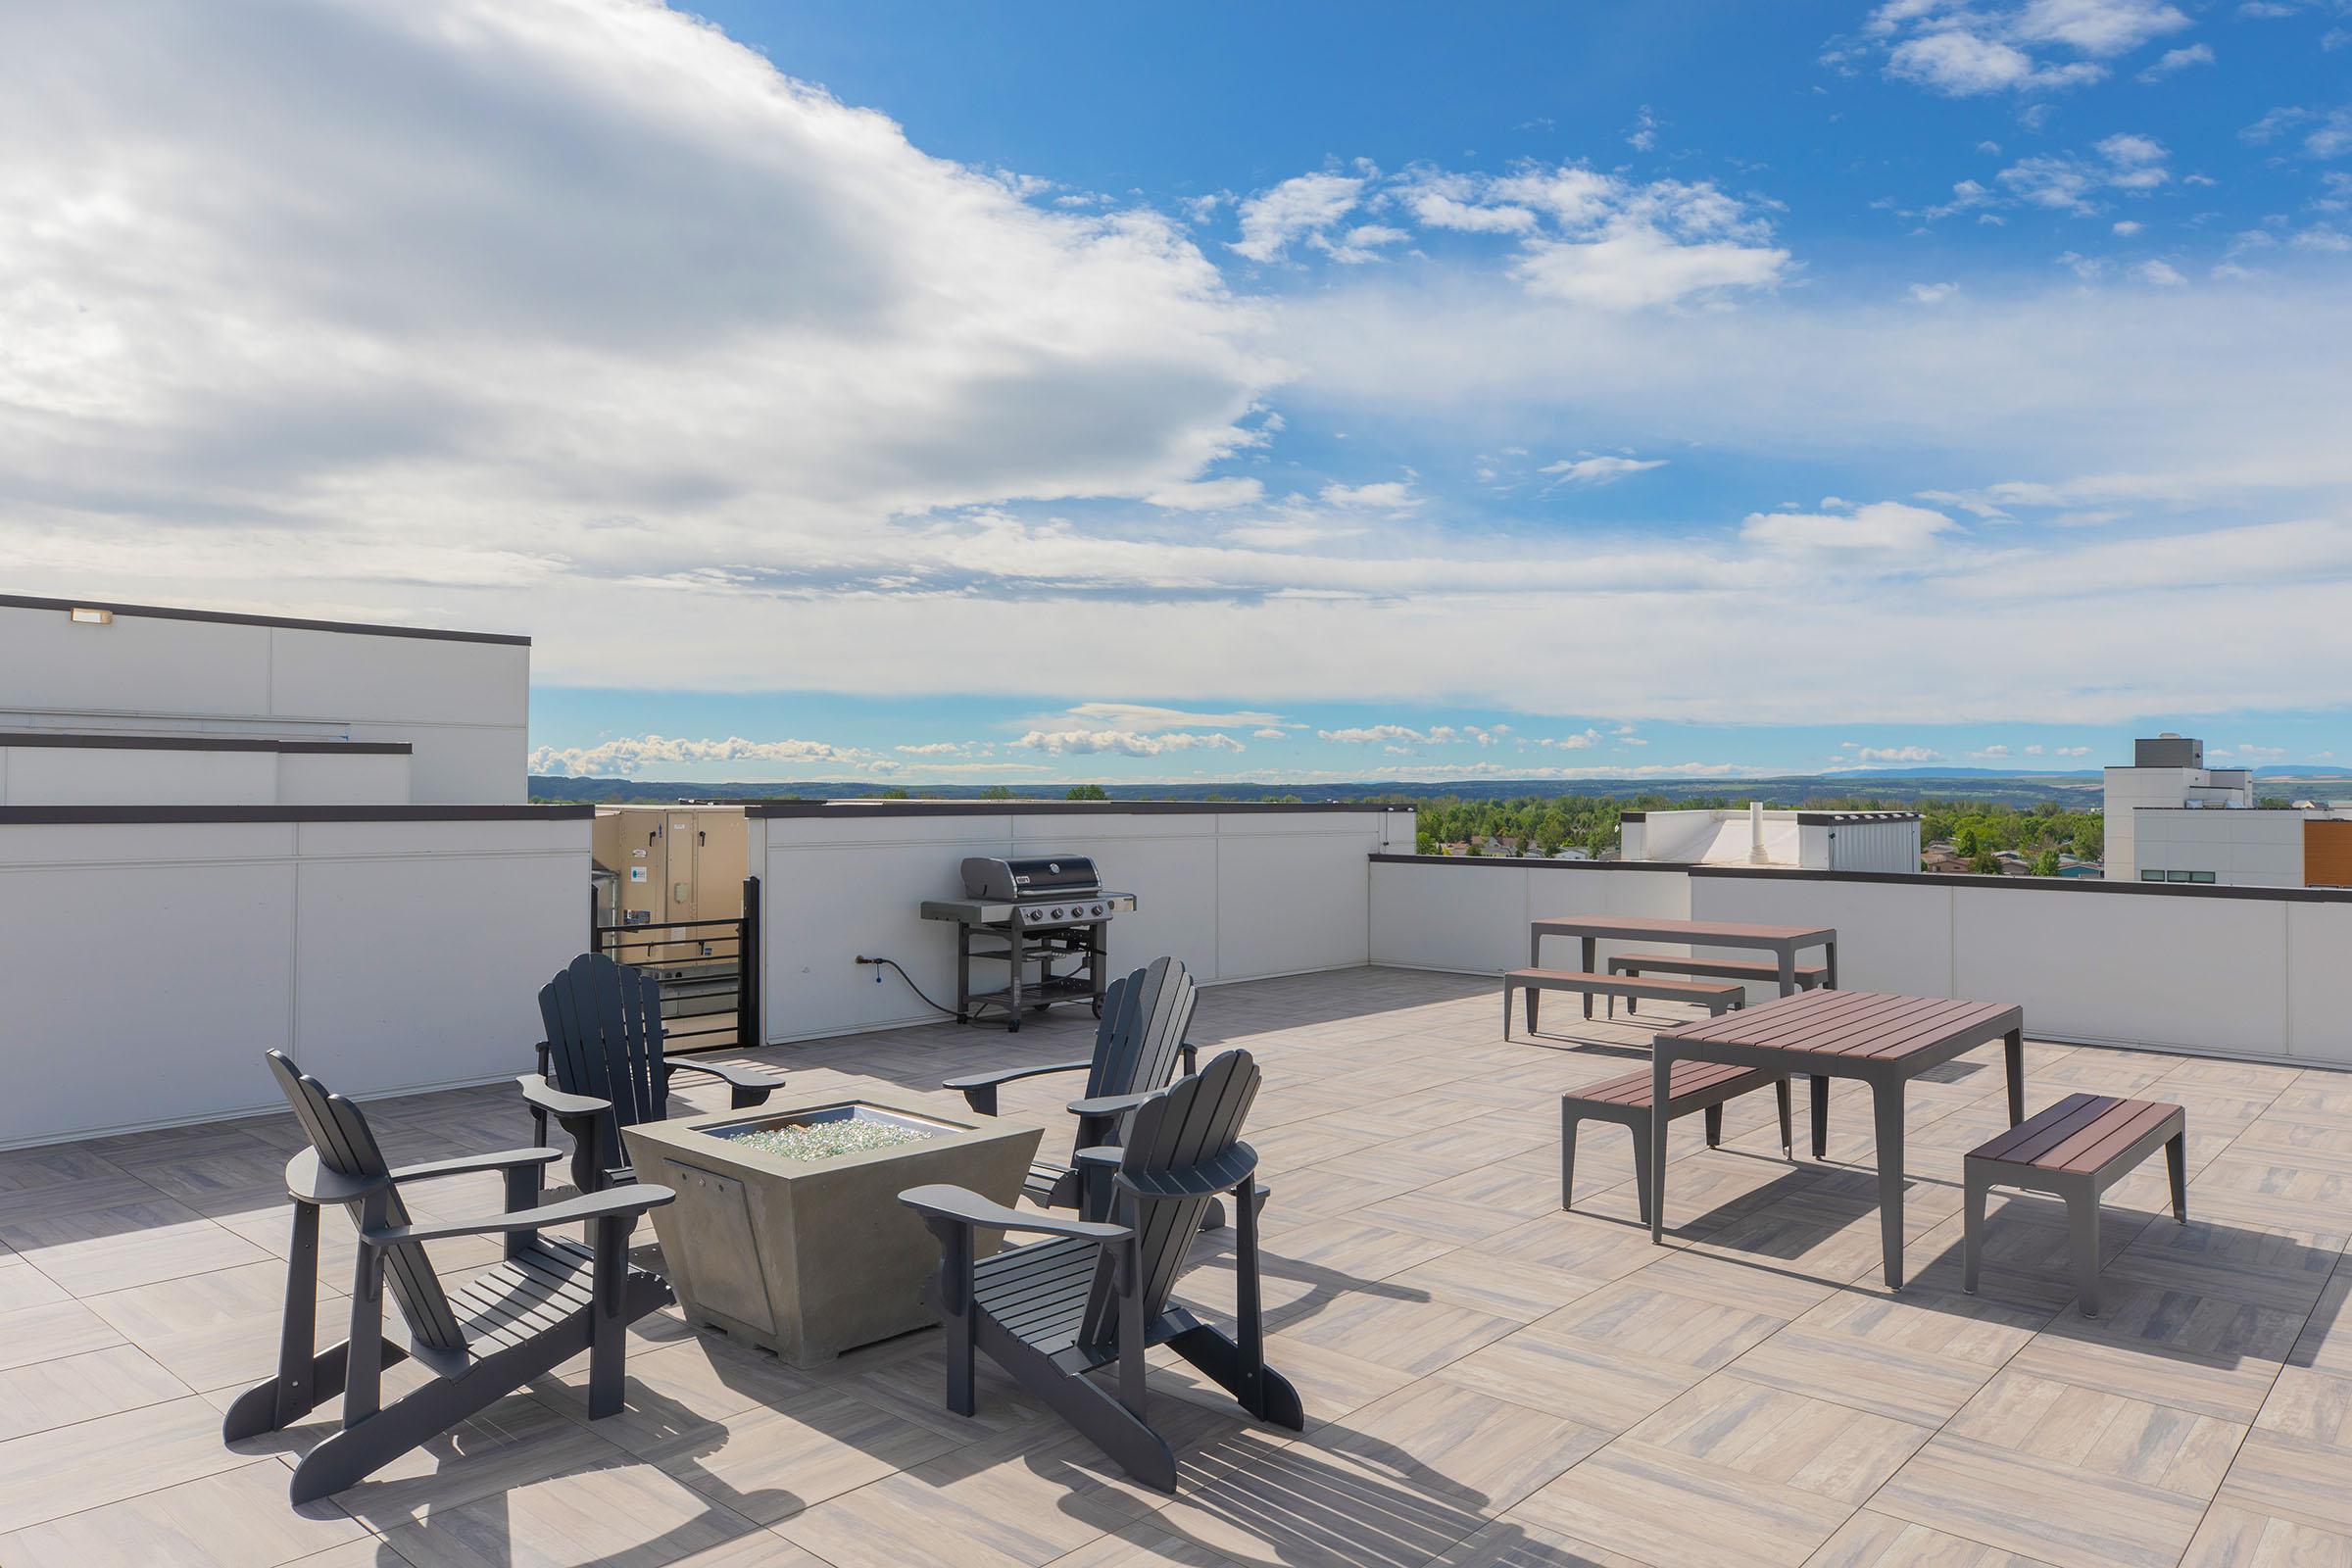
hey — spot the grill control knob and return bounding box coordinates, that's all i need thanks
[1050,907,1064,920]
[1090,904,1104,917]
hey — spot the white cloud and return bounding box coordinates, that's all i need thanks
[530,734,891,777]
[2138,41,2214,79]
[1541,455,1667,485]
[1317,724,1431,746]
[1872,0,2189,96]
[1627,106,1661,152]
[1250,727,1288,741]
[895,741,971,756]
[0,0,1274,622]
[1318,479,1420,509]
[1998,135,2170,213]
[2134,259,2189,285]
[2113,220,2144,236]
[1015,729,1245,757]
[1537,730,1603,749]
[1853,745,1944,763]
[1144,476,1265,512]
[1909,281,1961,304]
[1393,167,1791,310]
[2055,746,2093,756]
[1740,501,1958,554]
[1052,702,1286,733]
[1232,172,1366,262]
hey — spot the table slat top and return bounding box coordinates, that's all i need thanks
[1529,914,1836,944]
[1658,988,2021,1062]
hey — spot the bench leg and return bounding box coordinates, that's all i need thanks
[1628,1122,1653,1230]
[1527,986,1540,1038]
[1775,1077,1792,1155]
[1961,1163,1988,1295]
[1582,938,1596,1018]
[2069,1187,2101,1319]
[1560,1108,1580,1211]
[1810,1074,1830,1159]
[1703,1103,1724,1148]
[1501,980,1513,1043]
[2166,1132,2187,1223]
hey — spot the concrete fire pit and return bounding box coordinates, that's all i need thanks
[621,1098,1043,1367]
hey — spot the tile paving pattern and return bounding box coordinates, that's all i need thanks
[0,966,2347,1568]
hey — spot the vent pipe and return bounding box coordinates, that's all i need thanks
[1748,801,1769,864]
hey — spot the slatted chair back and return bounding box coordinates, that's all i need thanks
[1083,956,1197,1101]
[539,952,669,1152]
[264,1050,466,1356]
[1077,1049,1259,1348]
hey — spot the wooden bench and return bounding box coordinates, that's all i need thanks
[1963,1094,2186,1319]
[1602,954,1830,1016]
[1503,968,1744,1041]
[1561,1061,1793,1225]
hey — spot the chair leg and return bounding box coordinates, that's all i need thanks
[1775,1078,1792,1154]
[587,1213,631,1419]
[2071,1188,2102,1319]
[2166,1132,2187,1223]
[1961,1164,1988,1296]
[1560,1108,1581,1210]
[1703,1103,1724,1148]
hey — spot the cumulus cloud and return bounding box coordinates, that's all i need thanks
[1740,502,1959,554]
[1870,0,2190,95]
[1232,172,1367,262]
[1909,281,1961,304]
[1852,745,1944,763]
[0,0,1273,614]
[2138,41,2214,78]
[1051,702,1287,733]
[1015,729,1245,757]
[1998,135,2171,213]
[530,734,891,777]
[1541,455,1667,485]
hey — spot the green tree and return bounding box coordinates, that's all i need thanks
[877,787,909,800]
[979,785,1013,800]
[1970,848,2004,876]
[1064,783,1108,801]
[2031,849,2062,876]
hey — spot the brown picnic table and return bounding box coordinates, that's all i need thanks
[1648,988,2026,1289]
[1529,914,1838,1018]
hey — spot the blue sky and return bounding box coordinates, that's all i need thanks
[6,1,2350,783]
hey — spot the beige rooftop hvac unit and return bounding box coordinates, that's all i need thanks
[592,805,749,965]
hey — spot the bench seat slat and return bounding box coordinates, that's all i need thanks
[1566,1060,1776,1111]
[1608,954,1828,984]
[1506,968,1744,1001]
[1970,1095,2180,1174]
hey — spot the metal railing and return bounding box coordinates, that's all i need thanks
[591,874,762,1054]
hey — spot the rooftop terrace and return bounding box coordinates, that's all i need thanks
[3,966,2346,1568]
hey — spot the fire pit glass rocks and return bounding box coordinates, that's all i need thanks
[622,1098,1042,1368]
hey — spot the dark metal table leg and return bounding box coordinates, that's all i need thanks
[1873,1078,1907,1288]
[1583,936,1596,1017]
[2003,1028,2026,1126]
[1648,1048,1673,1244]
[1810,1074,1830,1158]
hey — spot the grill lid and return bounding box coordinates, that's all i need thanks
[961,855,1102,902]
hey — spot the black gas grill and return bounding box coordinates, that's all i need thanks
[918,856,1137,1030]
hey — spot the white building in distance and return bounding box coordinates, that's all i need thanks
[1620,804,1921,874]
[2104,733,2352,888]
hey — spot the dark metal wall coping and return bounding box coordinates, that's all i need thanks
[0,732,412,755]
[747,800,1416,818]
[0,593,529,647]
[1367,852,2352,903]
[1618,809,1922,824]
[0,805,592,824]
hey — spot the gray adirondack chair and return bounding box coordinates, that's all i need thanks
[942,955,1200,1219]
[525,952,785,1193]
[901,1048,1302,1493]
[221,1051,675,1503]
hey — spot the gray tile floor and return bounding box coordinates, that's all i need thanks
[1,966,2348,1567]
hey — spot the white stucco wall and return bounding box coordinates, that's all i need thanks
[758,806,1413,1042]
[0,809,589,1148]
[0,743,414,806]
[1367,857,2352,1066]
[0,597,528,803]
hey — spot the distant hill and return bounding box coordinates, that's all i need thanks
[531,771,2129,809]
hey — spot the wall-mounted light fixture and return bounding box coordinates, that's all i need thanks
[69,607,113,625]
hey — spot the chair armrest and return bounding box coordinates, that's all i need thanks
[898,1183,1127,1243]
[1067,1089,1153,1118]
[942,1059,1094,1094]
[519,1075,609,1121]
[364,1183,675,1246]
[389,1147,564,1185]
[668,1058,784,1093]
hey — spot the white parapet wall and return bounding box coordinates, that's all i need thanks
[1367,854,2352,1066]
[0,806,592,1148]
[753,802,1414,1042]
[0,594,530,804]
